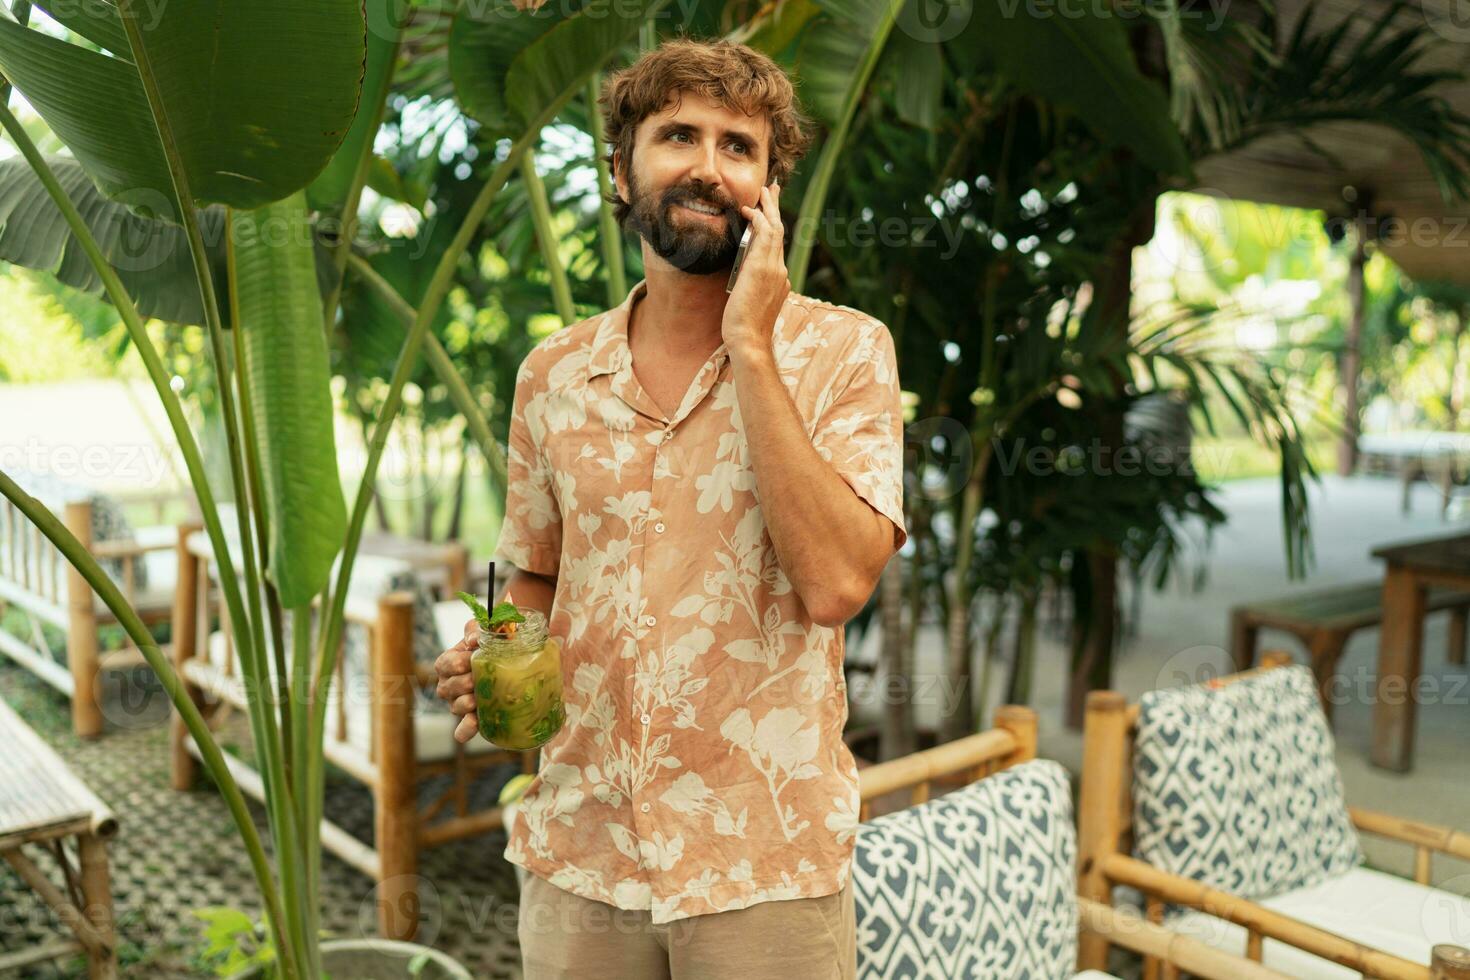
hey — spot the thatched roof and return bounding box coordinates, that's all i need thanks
[1191,0,1470,284]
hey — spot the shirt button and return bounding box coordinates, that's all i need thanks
[641,803,651,813]
[654,522,666,533]
[640,713,651,725]
[644,615,657,627]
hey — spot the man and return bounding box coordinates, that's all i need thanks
[434,37,907,979]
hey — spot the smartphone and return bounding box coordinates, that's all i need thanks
[726,223,753,293]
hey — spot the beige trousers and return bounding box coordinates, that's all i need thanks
[517,872,857,980]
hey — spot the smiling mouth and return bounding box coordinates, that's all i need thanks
[674,201,726,220]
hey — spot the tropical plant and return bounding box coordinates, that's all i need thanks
[0,0,676,975]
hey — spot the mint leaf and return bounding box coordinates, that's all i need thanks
[487,601,526,630]
[455,591,491,632]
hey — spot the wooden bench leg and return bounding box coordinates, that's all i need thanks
[1308,630,1350,726]
[1450,607,1467,668]
[1373,567,1426,773]
[1229,611,1259,673]
[64,502,103,739]
[78,834,117,980]
[374,594,420,942]
[171,525,204,790]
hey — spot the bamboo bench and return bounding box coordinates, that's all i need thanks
[852,707,1289,980]
[0,697,118,978]
[1230,582,1469,721]
[1077,652,1470,980]
[0,476,194,736]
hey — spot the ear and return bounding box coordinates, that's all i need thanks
[612,149,628,203]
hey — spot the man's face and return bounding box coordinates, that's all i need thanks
[617,92,771,276]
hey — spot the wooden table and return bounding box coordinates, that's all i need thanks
[359,531,469,598]
[1371,533,1470,772]
[1358,432,1470,520]
[0,698,118,977]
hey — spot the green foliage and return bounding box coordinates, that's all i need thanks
[456,590,526,632]
[192,907,276,978]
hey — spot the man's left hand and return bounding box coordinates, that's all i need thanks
[721,180,789,361]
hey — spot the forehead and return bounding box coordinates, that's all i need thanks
[636,90,771,149]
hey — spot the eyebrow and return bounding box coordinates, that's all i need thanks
[650,120,764,152]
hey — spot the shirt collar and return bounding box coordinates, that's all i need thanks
[587,278,647,381]
[587,277,737,383]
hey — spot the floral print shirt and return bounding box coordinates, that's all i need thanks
[492,278,907,923]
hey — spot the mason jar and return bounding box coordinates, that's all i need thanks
[470,607,564,751]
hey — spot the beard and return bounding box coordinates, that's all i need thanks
[623,167,741,275]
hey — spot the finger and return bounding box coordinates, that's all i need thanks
[454,712,478,744]
[434,647,471,678]
[451,693,476,716]
[461,619,480,644]
[436,671,474,701]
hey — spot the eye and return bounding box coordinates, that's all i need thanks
[668,131,691,143]
[729,140,750,155]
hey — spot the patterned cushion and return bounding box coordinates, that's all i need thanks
[2,471,149,592]
[853,759,1079,980]
[1132,664,1363,901]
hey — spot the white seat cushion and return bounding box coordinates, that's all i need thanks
[1163,867,1470,978]
[434,598,475,651]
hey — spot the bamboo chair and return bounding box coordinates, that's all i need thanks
[0,487,192,737]
[1077,651,1470,980]
[169,524,535,941]
[855,706,1289,980]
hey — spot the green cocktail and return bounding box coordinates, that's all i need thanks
[470,607,564,750]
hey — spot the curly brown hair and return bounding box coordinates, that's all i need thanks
[598,37,815,226]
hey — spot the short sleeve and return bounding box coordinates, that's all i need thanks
[491,354,563,578]
[812,319,908,552]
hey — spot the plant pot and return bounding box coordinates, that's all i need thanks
[228,939,472,979]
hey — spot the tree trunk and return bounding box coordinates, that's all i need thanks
[1005,587,1039,706]
[877,552,913,760]
[1448,309,1467,432]
[941,474,983,742]
[1064,196,1154,729]
[1336,219,1368,476]
[446,441,469,541]
[1066,549,1118,728]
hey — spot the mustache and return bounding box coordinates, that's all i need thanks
[665,189,736,213]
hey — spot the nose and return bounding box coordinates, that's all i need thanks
[687,138,721,191]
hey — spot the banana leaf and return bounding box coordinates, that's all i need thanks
[0,0,365,215]
[0,156,339,326]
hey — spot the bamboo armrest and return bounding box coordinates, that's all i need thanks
[1076,896,1291,980]
[1349,806,1470,863]
[1100,852,1444,980]
[91,537,176,559]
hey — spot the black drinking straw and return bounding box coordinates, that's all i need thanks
[488,560,496,608]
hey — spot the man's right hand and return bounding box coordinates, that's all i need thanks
[434,618,481,744]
